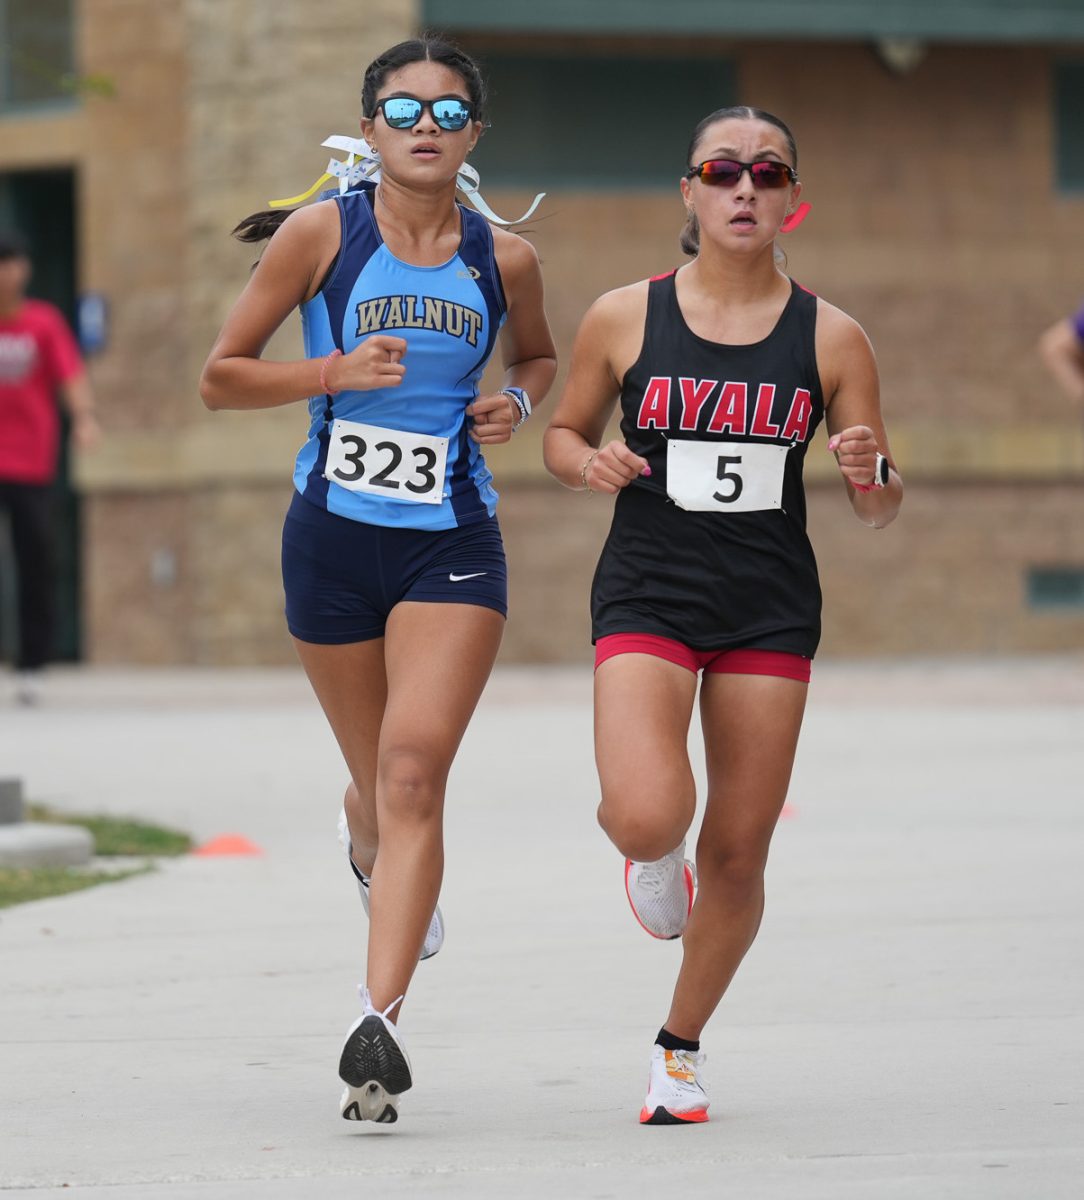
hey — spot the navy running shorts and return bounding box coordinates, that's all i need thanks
[281,491,508,644]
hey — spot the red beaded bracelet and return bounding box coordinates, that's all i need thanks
[319,348,343,396]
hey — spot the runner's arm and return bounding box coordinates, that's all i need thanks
[1038,316,1084,401]
[544,288,649,493]
[468,231,557,443]
[818,303,902,529]
[199,203,405,410]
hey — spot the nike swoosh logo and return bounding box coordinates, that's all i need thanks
[449,572,487,582]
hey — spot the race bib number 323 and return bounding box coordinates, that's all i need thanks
[324,418,448,505]
[666,439,789,513]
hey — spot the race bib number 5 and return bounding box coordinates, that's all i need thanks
[666,439,789,513]
[324,418,448,505]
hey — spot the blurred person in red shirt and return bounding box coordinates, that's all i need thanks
[0,230,99,703]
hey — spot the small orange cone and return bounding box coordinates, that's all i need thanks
[192,833,264,857]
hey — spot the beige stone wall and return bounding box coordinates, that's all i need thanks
[6,16,1079,663]
[71,0,419,662]
[184,0,415,393]
[188,484,297,665]
[497,481,1084,663]
[807,482,1084,657]
[83,491,196,663]
[476,37,1084,664]
[742,41,1082,426]
[80,0,191,432]
[85,472,1084,668]
[471,39,1084,479]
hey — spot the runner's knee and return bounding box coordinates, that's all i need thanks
[694,839,768,898]
[377,746,446,824]
[598,795,691,862]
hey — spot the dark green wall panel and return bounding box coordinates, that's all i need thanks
[425,1,1084,43]
[471,53,735,189]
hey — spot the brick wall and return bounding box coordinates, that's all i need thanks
[495,481,1084,664]
[30,18,1082,663]
[74,0,418,663]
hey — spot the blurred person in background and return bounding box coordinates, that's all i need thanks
[0,230,99,705]
[1039,301,1084,402]
[201,37,555,1125]
[545,106,901,1125]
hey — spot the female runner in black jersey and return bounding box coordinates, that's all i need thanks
[544,106,902,1125]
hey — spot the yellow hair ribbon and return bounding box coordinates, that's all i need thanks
[266,134,545,225]
[268,172,335,209]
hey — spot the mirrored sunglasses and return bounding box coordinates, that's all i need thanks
[374,95,474,131]
[686,159,797,189]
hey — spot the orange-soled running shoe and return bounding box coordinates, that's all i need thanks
[639,1045,709,1125]
[624,843,696,939]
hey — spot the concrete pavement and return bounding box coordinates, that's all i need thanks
[1,658,1082,1198]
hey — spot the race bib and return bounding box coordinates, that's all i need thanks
[324,418,448,505]
[666,439,789,513]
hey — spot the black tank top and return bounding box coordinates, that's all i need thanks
[590,271,826,656]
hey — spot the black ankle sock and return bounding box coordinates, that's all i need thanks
[655,1026,700,1054]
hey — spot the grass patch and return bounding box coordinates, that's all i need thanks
[26,804,192,857]
[0,805,193,908]
[0,864,152,909]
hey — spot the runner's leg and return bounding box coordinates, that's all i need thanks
[367,600,502,1015]
[292,637,386,882]
[664,671,807,1039]
[594,653,699,860]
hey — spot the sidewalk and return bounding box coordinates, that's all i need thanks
[1,659,1082,1198]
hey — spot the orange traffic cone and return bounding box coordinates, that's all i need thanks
[191,833,264,857]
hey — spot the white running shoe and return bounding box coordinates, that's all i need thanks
[337,809,444,960]
[640,1044,710,1125]
[339,986,413,1123]
[624,843,696,939]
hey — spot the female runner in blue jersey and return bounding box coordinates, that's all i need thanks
[544,107,902,1125]
[201,37,556,1124]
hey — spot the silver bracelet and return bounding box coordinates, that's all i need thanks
[580,450,599,493]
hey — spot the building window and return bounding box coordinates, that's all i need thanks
[469,51,736,190]
[1054,61,1084,194]
[0,0,75,112]
[1028,567,1084,610]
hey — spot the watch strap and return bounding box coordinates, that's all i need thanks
[500,387,531,431]
[851,452,888,493]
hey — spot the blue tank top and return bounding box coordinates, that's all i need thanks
[294,185,507,530]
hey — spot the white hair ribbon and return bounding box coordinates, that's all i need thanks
[268,135,545,226]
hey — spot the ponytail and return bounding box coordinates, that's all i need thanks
[679,210,700,257]
[232,208,292,244]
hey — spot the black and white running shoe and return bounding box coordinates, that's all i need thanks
[339,986,413,1123]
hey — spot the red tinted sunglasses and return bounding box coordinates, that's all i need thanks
[686,159,797,189]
